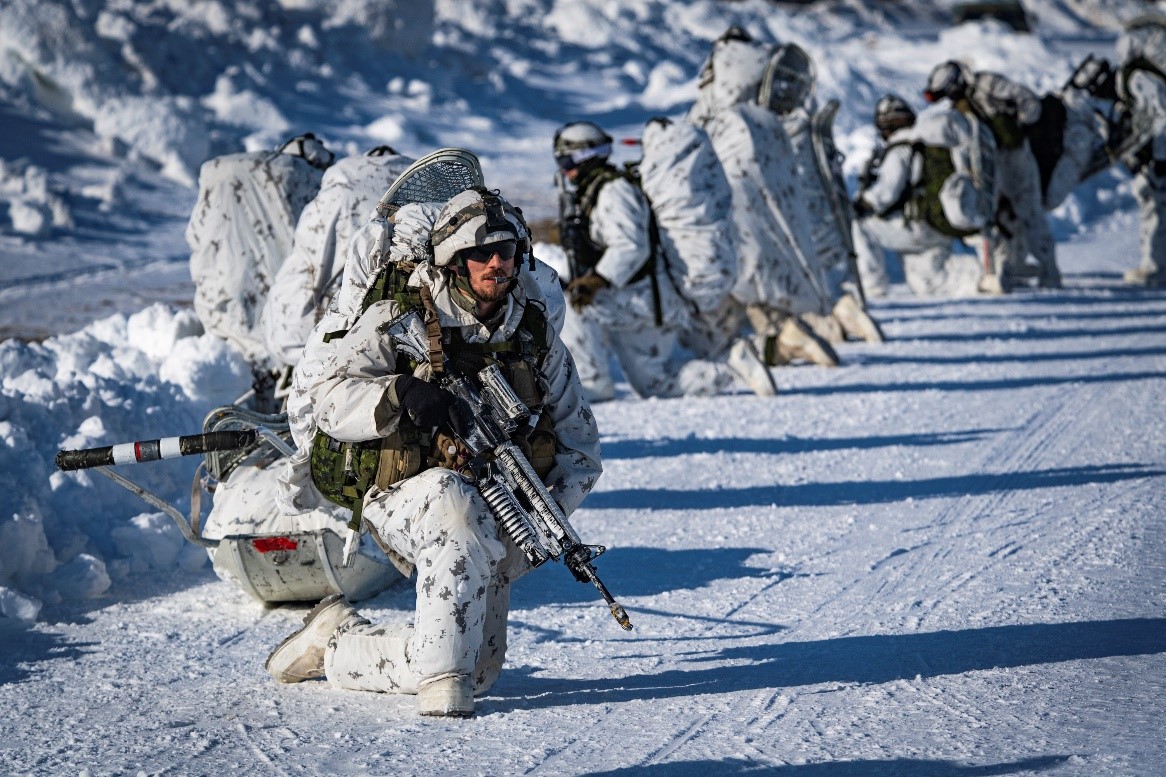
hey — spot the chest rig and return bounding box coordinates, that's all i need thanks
[310,261,556,529]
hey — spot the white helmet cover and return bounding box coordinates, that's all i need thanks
[430,187,531,267]
[553,121,614,169]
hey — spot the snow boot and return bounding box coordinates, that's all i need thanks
[265,594,367,683]
[727,338,778,396]
[832,293,885,343]
[418,674,474,717]
[800,311,845,345]
[978,273,1010,295]
[1124,266,1166,287]
[765,317,840,368]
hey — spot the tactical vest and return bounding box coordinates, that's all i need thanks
[567,165,659,286]
[905,144,979,239]
[564,164,664,324]
[310,262,556,529]
[965,97,1026,151]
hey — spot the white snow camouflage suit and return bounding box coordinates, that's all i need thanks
[854,105,993,298]
[261,148,415,368]
[296,258,601,694]
[961,71,1060,286]
[272,203,590,693]
[1043,85,1109,211]
[185,146,327,367]
[1117,22,1166,282]
[782,102,853,298]
[559,166,733,401]
[687,38,831,332]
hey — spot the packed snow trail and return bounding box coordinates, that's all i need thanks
[0,225,1163,775]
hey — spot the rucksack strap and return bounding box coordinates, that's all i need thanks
[417,283,445,376]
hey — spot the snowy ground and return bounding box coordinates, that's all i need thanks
[2,221,1163,776]
[2,0,1165,774]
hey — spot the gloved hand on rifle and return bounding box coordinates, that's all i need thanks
[565,271,610,311]
[393,375,470,438]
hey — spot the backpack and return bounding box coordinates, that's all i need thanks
[1118,15,1166,97]
[260,146,414,368]
[904,107,997,238]
[185,133,332,366]
[968,72,1041,150]
[637,118,736,311]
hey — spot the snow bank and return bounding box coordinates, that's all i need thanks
[0,305,251,626]
[0,0,436,186]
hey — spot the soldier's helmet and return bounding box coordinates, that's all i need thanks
[874,94,917,138]
[759,42,815,115]
[924,60,971,103]
[430,187,530,268]
[553,121,614,172]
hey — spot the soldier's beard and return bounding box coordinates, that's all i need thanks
[467,272,515,305]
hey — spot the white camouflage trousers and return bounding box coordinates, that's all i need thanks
[1134,166,1166,274]
[991,143,1059,282]
[323,468,531,695]
[560,287,730,401]
[854,215,983,298]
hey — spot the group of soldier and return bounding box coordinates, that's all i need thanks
[178,17,1166,718]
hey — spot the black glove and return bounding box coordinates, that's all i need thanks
[394,375,468,437]
[565,272,610,311]
[851,196,872,219]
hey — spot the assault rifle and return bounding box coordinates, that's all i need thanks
[555,169,586,283]
[384,310,633,631]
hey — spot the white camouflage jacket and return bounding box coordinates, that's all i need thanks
[277,218,591,519]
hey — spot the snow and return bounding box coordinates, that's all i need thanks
[1,0,1164,773]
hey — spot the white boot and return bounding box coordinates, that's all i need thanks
[832,294,885,343]
[727,338,778,396]
[417,674,474,717]
[767,317,840,368]
[265,594,368,683]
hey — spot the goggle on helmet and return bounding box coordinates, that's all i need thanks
[430,187,531,268]
[553,121,614,172]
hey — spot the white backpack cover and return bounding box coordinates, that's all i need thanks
[261,149,415,368]
[705,103,830,315]
[185,149,326,365]
[638,119,735,311]
[910,105,998,234]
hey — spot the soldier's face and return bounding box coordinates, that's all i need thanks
[462,242,517,306]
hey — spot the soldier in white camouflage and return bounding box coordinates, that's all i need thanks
[924,62,1060,292]
[1116,16,1166,287]
[264,187,602,718]
[764,43,885,344]
[687,29,842,369]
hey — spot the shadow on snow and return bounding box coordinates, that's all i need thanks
[582,463,1162,511]
[511,546,782,610]
[496,618,1166,709]
[599,430,1000,460]
[581,755,1070,776]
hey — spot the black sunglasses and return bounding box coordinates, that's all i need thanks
[461,240,518,263]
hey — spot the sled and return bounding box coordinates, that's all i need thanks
[55,403,403,605]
